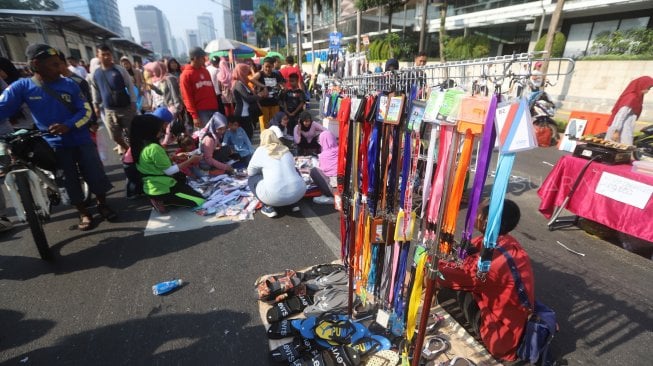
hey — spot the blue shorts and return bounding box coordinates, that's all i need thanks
[54,144,113,205]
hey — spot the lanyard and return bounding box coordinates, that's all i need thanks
[392,241,410,318]
[419,124,439,219]
[406,249,427,341]
[460,94,498,257]
[367,121,382,216]
[426,125,455,224]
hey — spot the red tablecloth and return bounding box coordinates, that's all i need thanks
[538,155,653,242]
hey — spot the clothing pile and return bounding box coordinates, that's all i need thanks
[188,174,258,221]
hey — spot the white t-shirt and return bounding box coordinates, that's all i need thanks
[247,148,306,207]
[206,64,222,96]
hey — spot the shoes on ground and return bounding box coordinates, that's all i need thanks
[0,216,13,232]
[261,205,277,218]
[313,196,335,205]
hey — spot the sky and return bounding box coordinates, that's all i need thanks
[117,0,229,44]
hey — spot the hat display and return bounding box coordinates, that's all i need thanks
[189,47,207,59]
[25,44,59,60]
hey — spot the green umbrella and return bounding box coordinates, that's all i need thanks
[266,51,285,59]
[209,51,255,59]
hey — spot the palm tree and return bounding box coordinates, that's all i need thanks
[308,0,333,72]
[356,0,405,35]
[254,4,284,49]
[274,0,291,52]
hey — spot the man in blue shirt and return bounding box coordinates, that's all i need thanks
[0,44,117,231]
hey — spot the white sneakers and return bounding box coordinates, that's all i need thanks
[261,205,278,218]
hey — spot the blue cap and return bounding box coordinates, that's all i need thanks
[149,107,174,123]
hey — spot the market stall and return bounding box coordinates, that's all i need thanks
[256,53,575,366]
[538,155,653,242]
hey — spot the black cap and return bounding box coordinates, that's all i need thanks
[189,47,206,59]
[26,44,59,60]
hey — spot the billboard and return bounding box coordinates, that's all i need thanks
[241,10,256,44]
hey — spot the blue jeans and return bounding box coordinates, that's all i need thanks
[198,109,218,125]
[54,144,113,205]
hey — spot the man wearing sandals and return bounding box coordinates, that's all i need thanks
[0,44,117,231]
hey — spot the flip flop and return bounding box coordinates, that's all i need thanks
[267,318,304,339]
[294,345,362,366]
[266,295,313,323]
[269,336,319,364]
[349,335,391,358]
[301,314,369,347]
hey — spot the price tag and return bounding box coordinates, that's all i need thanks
[375,309,391,328]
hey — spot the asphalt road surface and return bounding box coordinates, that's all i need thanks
[1,127,651,365]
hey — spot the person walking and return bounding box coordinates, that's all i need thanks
[206,55,226,116]
[180,47,218,129]
[0,44,117,231]
[606,76,653,146]
[90,44,137,155]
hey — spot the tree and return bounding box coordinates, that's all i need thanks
[253,4,284,49]
[308,0,333,72]
[356,0,405,35]
[274,0,291,52]
[0,0,59,10]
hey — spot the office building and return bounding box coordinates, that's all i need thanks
[62,0,123,36]
[123,26,134,42]
[223,9,235,39]
[197,12,216,47]
[187,30,200,50]
[134,5,172,56]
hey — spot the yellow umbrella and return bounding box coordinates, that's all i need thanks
[231,40,268,57]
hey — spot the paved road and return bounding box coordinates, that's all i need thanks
[0,128,651,365]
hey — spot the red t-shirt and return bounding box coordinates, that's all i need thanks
[438,235,535,361]
[179,65,218,119]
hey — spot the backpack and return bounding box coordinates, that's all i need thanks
[496,247,557,366]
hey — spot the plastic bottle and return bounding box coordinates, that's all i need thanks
[152,279,183,295]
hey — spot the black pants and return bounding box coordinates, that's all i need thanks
[310,167,333,197]
[153,181,204,208]
[298,136,320,155]
[237,115,254,140]
[123,163,143,197]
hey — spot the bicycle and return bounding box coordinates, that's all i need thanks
[0,129,90,260]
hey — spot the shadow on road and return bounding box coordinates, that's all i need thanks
[0,310,267,365]
[0,310,56,354]
[0,223,239,281]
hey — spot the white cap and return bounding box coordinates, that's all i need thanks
[269,125,283,139]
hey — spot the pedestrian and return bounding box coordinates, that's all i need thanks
[206,55,226,116]
[247,129,306,218]
[58,52,99,138]
[90,44,137,155]
[66,56,87,78]
[131,113,205,214]
[606,76,653,146]
[0,44,117,231]
[143,61,184,145]
[437,199,534,363]
[217,58,235,117]
[280,55,304,90]
[530,61,544,92]
[180,47,218,129]
[120,56,144,101]
[252,56,285,131]
[165,58,181,79]
[279,73,306,132]
[294,111,326,155]
[232,63,264,139]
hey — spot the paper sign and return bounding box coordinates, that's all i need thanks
[496,98,536,153]
[408,101,426,131]
[437,89,464,124]
[376,95,389,122]
[595,172,653,209]
[423,89,445,122]
[384,95,405,124]
[559,118,588,152]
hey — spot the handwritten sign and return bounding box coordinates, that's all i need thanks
[595,172,653,209]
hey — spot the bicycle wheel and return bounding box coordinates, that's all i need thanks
[15,172,51,260]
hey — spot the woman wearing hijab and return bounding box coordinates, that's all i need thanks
[217,58,235,117]
[605,76,653,146]
[144,61,184,145]
[294,111,326,155]
[198,112,234,174]
[310,131,338,204]
[131,114,205,214]
[247,129,306,218]
[232,63,265,139]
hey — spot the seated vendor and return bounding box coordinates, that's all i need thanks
[310,130,338,204]
[198,112,235,174]
[223,117,254,167]
[437,199,535,363]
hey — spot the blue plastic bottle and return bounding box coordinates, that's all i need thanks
[152,279,183,295]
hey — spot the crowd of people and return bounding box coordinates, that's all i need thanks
[0,42,338,230]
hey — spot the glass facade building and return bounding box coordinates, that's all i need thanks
[62,0,123,36]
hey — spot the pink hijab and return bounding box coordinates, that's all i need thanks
[318,131,338,177]
[143,61,168,83]
[232,63,251,89]
[217,59,232,89]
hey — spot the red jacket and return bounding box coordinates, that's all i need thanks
[438,235,535,361]
[280,65,304,89]
[180,64,218,119]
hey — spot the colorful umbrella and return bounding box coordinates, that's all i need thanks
[231,40,268,57]
[266,51,285,59]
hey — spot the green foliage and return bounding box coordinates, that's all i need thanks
[254,4,284,48]
[384,33,401,59]
[581,54,653,60]
[347,42,356,53]
[590,28,653,56]
[443,35,490,61]
[0,0,58,10]
[534,32,566,57]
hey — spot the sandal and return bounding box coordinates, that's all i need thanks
[78,214,93,231]
[421,336,450,361]
[266,295,313,323]
[97,204,118,222]
[256,269,306,302]
[305,263,346,280]
[296,345,361,366]
[300,313,369,348]
[267,318,303,339]
[269,336,320,364]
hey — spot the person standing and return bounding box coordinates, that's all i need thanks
[606,76,653,146]
[279,73,306,132]
[120,56,144,100]
[217,58,234,117]
[280,55,304,90]
[253,57,285,131]
[0,44,117,231]
[232,63,265,139]
[206,55,226,116]
[90,44,137,155]
[180,47,218,129]
[66,56,87,78]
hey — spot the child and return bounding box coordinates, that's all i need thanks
[223,118,254,168]
[294,111,326,155]
[270,111,294,148]
[171,135,204,179]
[279,73,307,132]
